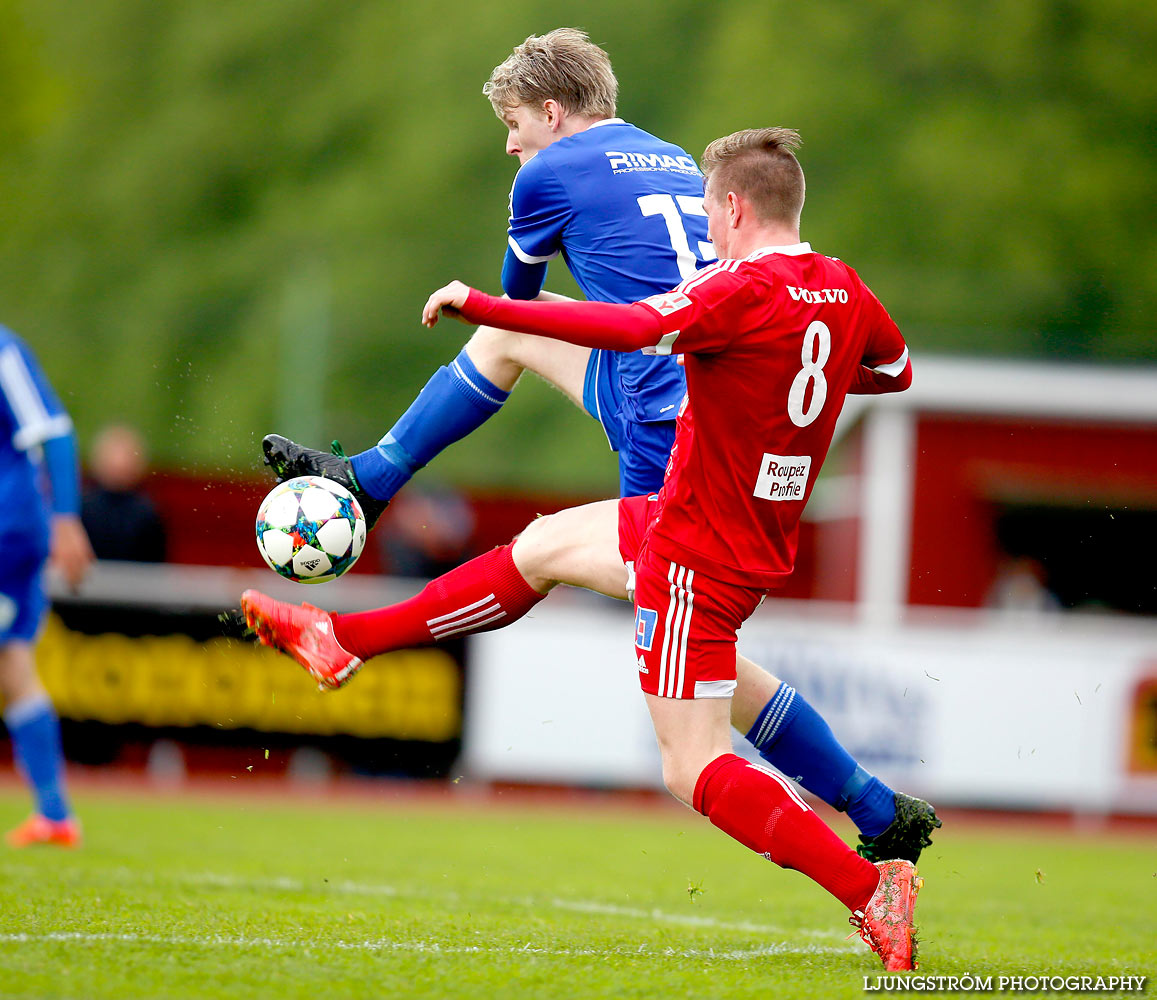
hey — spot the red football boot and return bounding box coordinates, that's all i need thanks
[851,859,922,971]
[6,814,83,849]
[240,589,363,690]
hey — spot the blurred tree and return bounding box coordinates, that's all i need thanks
[0,0,1152,489]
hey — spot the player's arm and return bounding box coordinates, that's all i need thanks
[39,436,94,590]
[848,348,911,394]
[424,282,664,351]
[848,284,912,395]
[42,432,95,588]
[426,264,750,354]
[501,157,567,300]
[501,247,548,300]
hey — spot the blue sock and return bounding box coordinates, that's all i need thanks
[845,773,896,838]
[746,683,896,837]
[351,350,509,502]
[5,694,71,822]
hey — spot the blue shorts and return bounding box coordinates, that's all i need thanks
[582,349,677,497]
[0,549,48,642]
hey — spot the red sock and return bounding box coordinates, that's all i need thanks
[693,754,880,912]
[331,544,545,659]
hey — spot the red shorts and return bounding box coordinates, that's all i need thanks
[618,496,766,700]
[617,493,658,566]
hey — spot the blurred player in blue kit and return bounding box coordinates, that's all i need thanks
[0,323,92,847]
[261,30,938,862]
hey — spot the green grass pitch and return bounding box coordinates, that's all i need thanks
[2,786,1154,999]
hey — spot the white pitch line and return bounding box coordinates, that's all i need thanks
[171,871,844,940]
[1,864,849,944]
[185,871,399,897]
[0,931,856,960]
[545,897,845,940]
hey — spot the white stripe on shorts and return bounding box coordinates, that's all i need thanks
[673,568,694,698]
[657,564,680,698]
[659,562,695,698]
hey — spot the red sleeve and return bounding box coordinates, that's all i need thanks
[457,290,664,352]
[637,264,756,355]
[850,276,911,395]
[848,353,912,394]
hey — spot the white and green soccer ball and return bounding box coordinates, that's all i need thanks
[255,476,367,584]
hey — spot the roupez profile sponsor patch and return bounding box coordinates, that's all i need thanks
[753,454,811,501]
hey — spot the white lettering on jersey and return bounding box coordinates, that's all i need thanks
[753,454,812,502]
[604,151,700,175]
[641,290,693,317]
[786,286,848,304]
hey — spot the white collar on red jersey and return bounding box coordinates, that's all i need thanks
[747,242,813,259]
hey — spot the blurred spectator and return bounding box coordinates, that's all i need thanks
[81,424,166,562]
[380,486,475,578]
[986,555,1061,614]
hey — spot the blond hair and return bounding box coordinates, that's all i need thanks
[701,128,805,225]
[484,28,618,119]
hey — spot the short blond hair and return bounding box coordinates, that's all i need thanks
[701,128,805,225]
[484,28,618,119]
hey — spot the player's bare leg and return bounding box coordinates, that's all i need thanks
[731,654,780,733]
[511,499,627,596]
[0,643,43,706]
[460,322,589,401]
[459,290,589,403]
[643,693,732,806]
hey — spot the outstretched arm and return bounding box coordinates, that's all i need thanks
[423,281,663,353]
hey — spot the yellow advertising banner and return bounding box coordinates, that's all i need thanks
[1128,674,1157,774]
[35,615,461,742]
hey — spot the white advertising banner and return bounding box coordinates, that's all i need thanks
[463,597,1157,814]
[463,596,659,786]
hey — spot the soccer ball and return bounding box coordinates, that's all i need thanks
[255,476,367,583]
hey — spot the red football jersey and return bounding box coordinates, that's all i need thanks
[636,243,908,588]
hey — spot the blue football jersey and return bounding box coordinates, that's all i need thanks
[0,325,71,551]
[506,119,715,423]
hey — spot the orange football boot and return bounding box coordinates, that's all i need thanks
[851,859,922,971]
[240,589,363,690]
[6,814,82,849]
